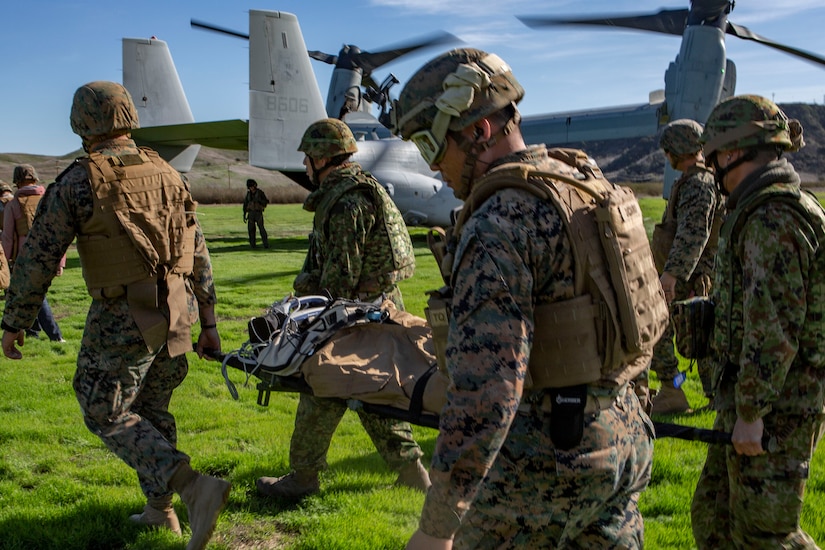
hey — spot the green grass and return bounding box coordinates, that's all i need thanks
[0,200,823,549]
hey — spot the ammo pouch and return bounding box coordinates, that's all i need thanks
[425,287,451,374]
[671,296,714,359]
[543,384,588,450]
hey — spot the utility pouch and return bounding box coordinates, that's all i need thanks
[671,296,715,359]
[544,384,588,451]
[424,287,451,374]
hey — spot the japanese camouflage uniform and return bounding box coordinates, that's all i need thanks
[650,163,723,394]
[288,162,422,475]
[1,138,217,502]
[691,158,825,549]
[421,145,654,548]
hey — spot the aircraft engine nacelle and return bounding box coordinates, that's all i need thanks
[664,25,727,124]
[327,68,364,119]
[662,24,727,196]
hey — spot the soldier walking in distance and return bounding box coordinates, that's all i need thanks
[691,95,825,549]
[0,81,231,550]
[0,180,14,228]
[648,120,724,415]
[392,48,655,549]
[2,164,66,342]
[243,178,269,248]
[256,118,430,499]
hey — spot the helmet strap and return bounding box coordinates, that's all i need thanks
[309,158,324,188]
[711,149,757,195]
[451,113,517,199]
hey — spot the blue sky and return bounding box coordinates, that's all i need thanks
[2,0,824,156]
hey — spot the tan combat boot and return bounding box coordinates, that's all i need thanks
[394,459,431,492]
[128,496,182,536]
[170,462,232,550]
[256,470,320,499]
[651,382,692,415]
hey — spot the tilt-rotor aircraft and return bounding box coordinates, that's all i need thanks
[517,0,825,195]
[124,10,462,227]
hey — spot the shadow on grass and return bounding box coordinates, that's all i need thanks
[0,500,184,550]
[206,236,308,255]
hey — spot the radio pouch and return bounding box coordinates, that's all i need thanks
[544,384,588,450]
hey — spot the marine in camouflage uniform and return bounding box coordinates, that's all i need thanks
[242,178,269,248]
[648,119,724,415]
[393,48,653,550]
[256,118,429,499]
[0,81,230,550]
[690,95,825,549]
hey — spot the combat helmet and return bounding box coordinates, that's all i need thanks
[701,94,804,158]
[297,118,358,159]
[659,119,704,156]
[390,48,524,166]
[12,164,38,185]
[70,81,140,141]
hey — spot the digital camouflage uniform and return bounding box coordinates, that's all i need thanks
[0,137,218,502]
[242,183,269,248]
[288,162,422,475]
[420,145,654,548]
[691,158,825,549]
[650,163,722,394]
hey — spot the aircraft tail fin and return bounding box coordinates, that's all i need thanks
[122,37,201,172]
[248,10,326,171]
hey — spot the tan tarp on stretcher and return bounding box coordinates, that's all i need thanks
[300,303,449,416]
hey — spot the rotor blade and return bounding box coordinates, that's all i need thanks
[191,19,249,40]
[308,50,338,65]
[726,21,825,68]
[356,31,460,75]
[517,9,689,37]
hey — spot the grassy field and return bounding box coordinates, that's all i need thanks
[0,199,823,549]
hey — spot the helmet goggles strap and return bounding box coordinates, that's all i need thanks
[404,54,508,165]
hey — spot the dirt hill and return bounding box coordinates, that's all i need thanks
[553,103,825,185]
[2,102,823,200]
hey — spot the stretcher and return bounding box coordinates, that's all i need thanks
[219,294,446,429]
[216,294,738,445]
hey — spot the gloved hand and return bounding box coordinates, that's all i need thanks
[243,214,248,223]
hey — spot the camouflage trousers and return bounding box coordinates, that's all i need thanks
[289,393,423,473]
[691,379,825,549]
[454,388,654,549]
[247,210,268,247]
[72,298,190,500]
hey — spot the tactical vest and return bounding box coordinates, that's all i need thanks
[9,193,42,262]
[714,183,825,381]
[245,189,268,212]
[312,170,415,296]
[650,163,723,277]
[429,148,668,390]
[14,194,40,238]
[75,147,197,356]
